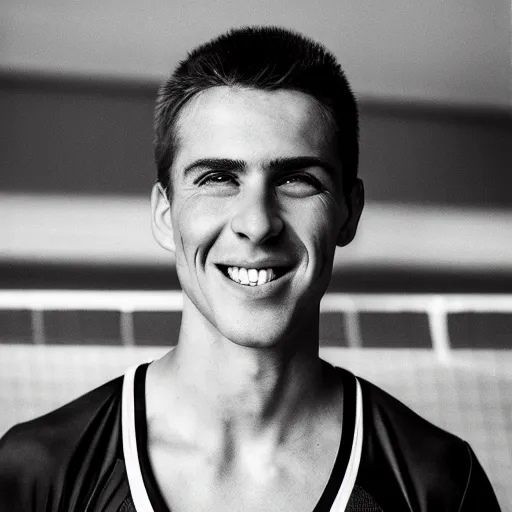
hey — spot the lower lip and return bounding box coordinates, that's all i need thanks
[216,266,292,297]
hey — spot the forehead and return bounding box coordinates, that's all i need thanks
[173,87,338,169]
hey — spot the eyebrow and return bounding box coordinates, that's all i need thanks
[183,156,336,177]
[267,157,336,176]
[183,158,246,177]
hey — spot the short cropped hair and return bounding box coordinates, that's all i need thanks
[154,26,359,196]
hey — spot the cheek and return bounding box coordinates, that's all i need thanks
[172,194,229,265]
[289,195,344,254]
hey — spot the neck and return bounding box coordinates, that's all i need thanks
[147,297,331,446]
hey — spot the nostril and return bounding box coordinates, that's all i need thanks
[230,210,284,244]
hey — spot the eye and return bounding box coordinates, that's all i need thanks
[277,173,323,197]
[196,172,239,187]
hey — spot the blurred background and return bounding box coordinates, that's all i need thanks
[0,0,511,507]
[1,0,511,294]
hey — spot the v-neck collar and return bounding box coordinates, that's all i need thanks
[122,362,363,512]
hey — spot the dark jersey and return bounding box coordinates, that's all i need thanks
[0,363,501,511]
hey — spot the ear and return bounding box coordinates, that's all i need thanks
[336,179,364,247]
[151,183,176,253]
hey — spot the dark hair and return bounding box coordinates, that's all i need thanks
[154,26,359,196]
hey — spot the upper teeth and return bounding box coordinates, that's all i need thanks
[227,267,276,286]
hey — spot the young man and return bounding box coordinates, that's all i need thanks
[0,27,501,511]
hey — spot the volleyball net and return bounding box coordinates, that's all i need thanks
[0,290,511,508]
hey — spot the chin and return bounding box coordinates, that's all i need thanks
[214,308,306,350]
[221,324,285,349]
[228,336,281,350]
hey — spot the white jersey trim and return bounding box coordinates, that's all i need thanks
[122,365,364,512]
[330,378,364,511]
[122,365,155,512]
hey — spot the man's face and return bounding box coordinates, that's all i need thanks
[153,86,360,349]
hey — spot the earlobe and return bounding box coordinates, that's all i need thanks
[151,183,176,253]
[336,179,364,247]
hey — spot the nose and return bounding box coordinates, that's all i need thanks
[230,187,284,244]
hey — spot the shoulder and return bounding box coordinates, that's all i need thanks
[0,376,124,511]
[354,375,501,511]
[357,375,469,465]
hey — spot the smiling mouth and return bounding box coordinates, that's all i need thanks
[217,265,290,286]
